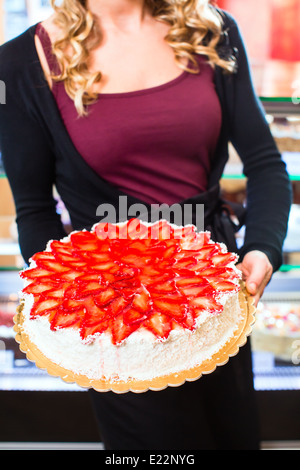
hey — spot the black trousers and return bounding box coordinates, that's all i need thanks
[89,341,260,450]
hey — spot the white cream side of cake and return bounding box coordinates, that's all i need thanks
[21,290,241,382]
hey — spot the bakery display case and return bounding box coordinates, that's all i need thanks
[222,99,300,392]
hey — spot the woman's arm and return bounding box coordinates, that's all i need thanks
[0,48,67,265]
[226,15,292,275]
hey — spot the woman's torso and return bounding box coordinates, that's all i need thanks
[35,21,222,205]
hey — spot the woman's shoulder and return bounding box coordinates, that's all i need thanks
[215,7,239,29]
[0,25,37,79]
[214,8,244,65]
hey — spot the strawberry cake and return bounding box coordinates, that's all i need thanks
[17,219,243,384]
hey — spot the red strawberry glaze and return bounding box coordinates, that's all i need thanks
[20,220,240,345]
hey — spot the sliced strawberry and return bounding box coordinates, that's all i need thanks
[50,307,85,330]
[180,234,198,249]
[175,308,197,331]
[126,218,149,240]
[20,267,53,280]
[149,220,172,240]
[31,298,62,318]
[64,284,82,300]
[200,266,237,281]
[196,231,211,245]
[196,244,219,260]
[173,225,193,238]
[74,280,103,297]
[108,241,128,260]
[83,296,108,323]
[126,240,150,254]
[57,270,83,282]
[22,279,59,296]
[155,292,183,302]
[179,284,214,298]
[212,252,238,267]
[75,272,103,283]
[46,285,69,299]
[113,277,140,292]
[112,223,127,240]
[198,266,220,277]
[101,271,117,285]
[206,267,237,280]
[50,240,73,253]
[90,261,118,272]
[148,278,178,293]
[80,318,110,340]
[35,258,71,274]
[85,251,112,263]
[94,222,117,240]
[110,313,140,345]
[51,243,82,263]
[153,297,186,320]
[146,240,167,258]
[174,256,197,270]
[162,244,180,260]
[138,265,162,283]
[190,296,223,314]
[70,231,100,251]
[53,252,87,269]
[145,312,172,340]
[187,259,212,272]
[106,296,131,318]
[181,230,211,249]
[131,286,152,313]
[62,298,83,311]
[123,307,148,325]
[175,276,209,287]
[164,237,180,247]
[142,264,161,277]
[208,280,239,292]
[116,266,138,280]
[94,287,118,307]
[120,253,151,267]
[31,252,56,263]
[114,286,138,300]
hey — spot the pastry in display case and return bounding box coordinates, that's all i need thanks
[0,295,25,361]
[252,301,300,363]
[271,117,300,154]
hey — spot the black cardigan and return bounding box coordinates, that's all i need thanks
[0,11,292,270]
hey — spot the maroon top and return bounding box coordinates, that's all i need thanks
[36,23,221,205]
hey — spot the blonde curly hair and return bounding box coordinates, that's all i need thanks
[50,0,235,116]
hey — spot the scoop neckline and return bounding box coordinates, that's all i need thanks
[35,22,189,99]
[97,69,188,98]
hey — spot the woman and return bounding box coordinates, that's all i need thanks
[0,0,291,449]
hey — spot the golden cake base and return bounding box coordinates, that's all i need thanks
[13,282,255,394]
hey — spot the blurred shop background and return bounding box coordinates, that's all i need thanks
[0,0,300,450]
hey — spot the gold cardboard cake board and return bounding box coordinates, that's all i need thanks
[13,282,256,394]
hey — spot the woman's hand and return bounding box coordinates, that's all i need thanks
[236,250,273,306]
